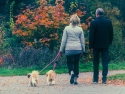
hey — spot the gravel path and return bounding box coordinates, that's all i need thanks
[0,70,125,94]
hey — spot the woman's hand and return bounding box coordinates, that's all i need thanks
[59,51,63,57]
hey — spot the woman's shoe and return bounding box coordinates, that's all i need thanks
[74,82,78,85]
[74,76,78,85]
[70,74,74,84]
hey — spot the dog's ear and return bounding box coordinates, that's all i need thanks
[27,73,31,78]
[46,72,48,77]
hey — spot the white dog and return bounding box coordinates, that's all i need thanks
[27,70,39,87]
[46,70,56,85]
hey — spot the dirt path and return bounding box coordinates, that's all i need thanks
[0,70,125,94]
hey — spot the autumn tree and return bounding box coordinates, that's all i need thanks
[12,0,90,50]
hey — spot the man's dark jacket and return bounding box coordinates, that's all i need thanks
[89,16,113,49]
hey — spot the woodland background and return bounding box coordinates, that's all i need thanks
[0,0,125,68]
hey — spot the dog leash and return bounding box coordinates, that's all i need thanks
[39,51,61,73]
[53,62,57,70]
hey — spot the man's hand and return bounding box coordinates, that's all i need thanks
[90,48,93,51]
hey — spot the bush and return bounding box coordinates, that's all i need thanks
[1,46,63,67]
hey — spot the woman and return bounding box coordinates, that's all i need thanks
[60,14,85,85]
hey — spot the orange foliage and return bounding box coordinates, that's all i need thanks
[0,57,3,65]
[81,23,88,30]
[13,0,91,48]
[24,42,33,46]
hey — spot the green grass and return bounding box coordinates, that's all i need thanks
[0,62,125,76]
[0,66,68,76]
[108,62,125,70]
[108,73,125,80]
[0,66,39,76]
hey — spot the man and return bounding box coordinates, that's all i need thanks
[89,8,113,84]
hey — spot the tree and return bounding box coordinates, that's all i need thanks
[13,0,90,50]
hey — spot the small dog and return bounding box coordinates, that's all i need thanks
[46,70,56,85]
[27,70,39,87]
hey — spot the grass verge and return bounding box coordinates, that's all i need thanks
[0,62,125,76]
[108,73,125,80]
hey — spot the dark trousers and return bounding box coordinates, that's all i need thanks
[66,54,81,77]
[93,48,109,82]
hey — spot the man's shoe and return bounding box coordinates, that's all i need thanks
[70,74,74,84]
[102,81,106,84]
[92,81,98,84]
[102,77,107,84]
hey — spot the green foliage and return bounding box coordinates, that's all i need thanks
[10,1,15,30]
[0,22,5,55]
[108,73,125,80]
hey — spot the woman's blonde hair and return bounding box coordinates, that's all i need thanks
[70,14,80,27]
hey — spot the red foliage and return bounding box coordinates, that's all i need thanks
[13,0,91,48]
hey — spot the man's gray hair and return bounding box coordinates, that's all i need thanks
[96,8,104,16]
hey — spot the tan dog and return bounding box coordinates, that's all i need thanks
[27,70,39,87]
[46,70,56,85]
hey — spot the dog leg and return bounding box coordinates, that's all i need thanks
[47,78,50,85]
[29,78,32,86]
[36,80,38,87]
[34,83,36,87]
[52,81,55,85]
[52,78,55,85]
[49,80,52,85]
[32,79,36,87]
[30,82,33,86]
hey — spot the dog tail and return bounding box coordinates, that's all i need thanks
[27,73,31,78]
